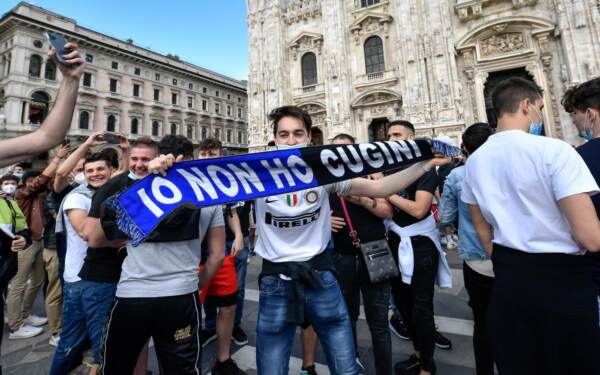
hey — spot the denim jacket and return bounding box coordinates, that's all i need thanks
[438,166,489,261]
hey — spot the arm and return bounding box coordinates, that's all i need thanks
[227,208,244,256]
[55,131,107,192]
[559,193,600,252]
[116,136,130,175]
[469,204,493,255]
[345,196,393,219]
[347,158,448,198]
[199,226,226,287]
[387,191,434,220]
[0,44,85,168]
[66,209,89,240]
[83,217,125,248]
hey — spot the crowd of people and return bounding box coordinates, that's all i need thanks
[0,41,598,375]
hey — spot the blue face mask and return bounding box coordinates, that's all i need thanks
[128,171,139,181]
[579,114,594,141]
[276,143,307,150]
[528,106,544,136]
[13,172,23,179]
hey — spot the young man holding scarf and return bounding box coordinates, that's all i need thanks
[384,121,452,375]
[463,77,600,374]
[89,136,226,375]
[149,106,451,374]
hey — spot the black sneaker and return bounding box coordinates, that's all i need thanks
[212,358,247,375]
[300,364,318,375]
[434,330,452,350]
[389,314,411,340]
[201,328,217,348]
[394,354,420,375]
[232,325,248,345]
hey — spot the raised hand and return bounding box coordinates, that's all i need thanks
[49,42,85,81]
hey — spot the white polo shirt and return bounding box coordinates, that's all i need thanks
[461,130,599,254]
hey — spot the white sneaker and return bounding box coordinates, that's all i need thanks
[49,334,60,347]
[23,314,48,327]
[446,238,458,250]
[9,324,43,339]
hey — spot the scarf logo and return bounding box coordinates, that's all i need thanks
[105,139,461,246]
[286,193,299,207]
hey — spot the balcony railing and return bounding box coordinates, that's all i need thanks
[292,83,325,97]
[355,69,398,88]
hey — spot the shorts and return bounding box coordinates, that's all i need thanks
[199,255,238,306]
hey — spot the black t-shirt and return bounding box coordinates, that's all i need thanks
[225,201,252,242]
[79,173,131,283]
[329,193,387,255]
[391,170,438,227]
[577,138,600,292]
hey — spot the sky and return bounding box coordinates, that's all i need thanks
[1,0,249,80]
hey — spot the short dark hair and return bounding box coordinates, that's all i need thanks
[131,136,158,152]
[331,133,355,144]
[491,77,543,117]
[158,135,194,159]
[84,152,112,168]
[0,174,20,184]
[199,137,222,152]
[22,170,41,184]
[562,77,600,114]
[462,122,493,154]
[100,147,119,169]
[388,120,415,135]
[14,163,26,169]
[269,106,312,136]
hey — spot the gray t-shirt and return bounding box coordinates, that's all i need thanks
[116,205,224,298]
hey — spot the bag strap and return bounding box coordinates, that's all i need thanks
[339,195,361,247]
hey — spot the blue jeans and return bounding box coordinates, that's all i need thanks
[204,237,249,330]
[50,280,117,375]
[256,270,358,375]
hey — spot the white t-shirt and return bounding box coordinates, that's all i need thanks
[116,205,224,298]
[461,130,599,254]
[62,191,92,283]
[254,181,351,263]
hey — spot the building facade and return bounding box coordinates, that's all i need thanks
[247,0,600,150]
[0,2,249,161]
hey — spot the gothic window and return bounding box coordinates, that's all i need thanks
[44,59,56,80]
[152,120,160,136]
[301,52,318,86]
[131,118,139,134]
[29,54,42,77]
[360,0,380,7]
[364,36,385,74]
[107,115,116,132]
[79,111,90,129]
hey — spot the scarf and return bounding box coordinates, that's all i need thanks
[107,139,460,246]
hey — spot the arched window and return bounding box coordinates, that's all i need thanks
[79,111,90,130]
[29,54,42,77]
[187,124,194,139]
[131,118,139,134]
[360,0,380,7]
[152,121,160,136]
[301,52,317,87]
[44,59,56,80]
[170,123,178,135]
[364,36,385,74]
[29,91,50,124]
[107,115,116,132]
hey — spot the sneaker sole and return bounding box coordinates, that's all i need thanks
[435,342,452,350]
[202,334,217,348]
[389,322,411,341]
[232,337,248,346]
[9,333,42,340]
[25,321,48,327]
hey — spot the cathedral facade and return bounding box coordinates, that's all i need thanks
[246,0,600,150]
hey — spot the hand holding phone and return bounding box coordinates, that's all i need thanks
[45,32,71,65]
[46,33,85,81]
[103,132,122,144]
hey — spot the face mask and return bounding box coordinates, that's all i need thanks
[73,172,86,186]
[579,113,594,141]
[276,143,307,150]
[1,185,16,195]
[128,171,139,181]
[12,172,23,179]
[528,105,544,136]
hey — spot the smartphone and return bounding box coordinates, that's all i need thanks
[45,31,71,65]
[103,132,121,144]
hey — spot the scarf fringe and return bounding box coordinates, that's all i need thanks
[106,196,145,247]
